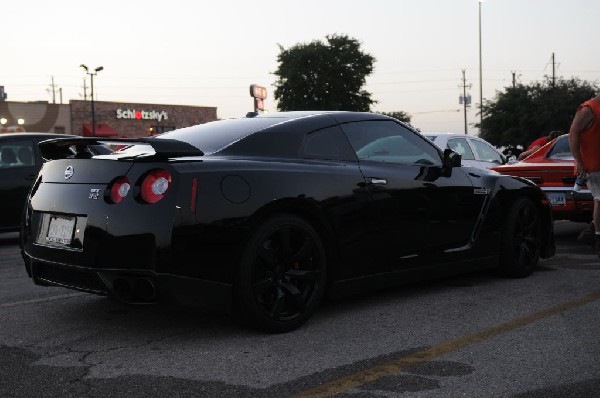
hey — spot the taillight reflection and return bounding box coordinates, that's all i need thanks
[141,169,171,203]
[109,177,131,204]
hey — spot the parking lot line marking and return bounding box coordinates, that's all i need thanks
[292,291,600,398]
[0,293,85,309]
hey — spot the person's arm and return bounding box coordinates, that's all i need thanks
[569,105,594,175]
[517,145,541,160]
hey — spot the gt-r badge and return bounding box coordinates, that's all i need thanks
[89,189,101,200]
[474,188,489,195]
[64,166,74,180]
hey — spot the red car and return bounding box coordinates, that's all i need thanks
[492,134,593,222]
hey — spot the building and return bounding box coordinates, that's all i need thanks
[0,94,218,137]
[0,101,71,134]
[70,100,217,137]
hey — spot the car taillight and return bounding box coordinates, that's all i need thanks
[140,169,171,203]
[109,177,131,204]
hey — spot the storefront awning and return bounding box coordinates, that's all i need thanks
[82,124,120,137]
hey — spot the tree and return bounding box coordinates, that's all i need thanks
[479,77,598,148]
[273,34,376,112]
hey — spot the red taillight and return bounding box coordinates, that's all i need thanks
[109,177,131,204]
[140,169,171,203]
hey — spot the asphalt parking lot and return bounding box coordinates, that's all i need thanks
[0,221,598,397]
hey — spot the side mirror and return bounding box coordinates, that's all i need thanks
[443,148,461,168]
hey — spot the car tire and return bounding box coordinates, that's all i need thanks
[499,197,542,278]
[235,214,327,333]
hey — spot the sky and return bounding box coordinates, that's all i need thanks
[3,0,599,135]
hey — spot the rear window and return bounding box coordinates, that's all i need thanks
[156,117,288,154]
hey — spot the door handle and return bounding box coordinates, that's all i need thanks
[366,177,387,185]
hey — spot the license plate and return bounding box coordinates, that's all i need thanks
[46,216,76,245]
[547,193,566,207]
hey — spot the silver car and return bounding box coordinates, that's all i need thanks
[423,132,508,169]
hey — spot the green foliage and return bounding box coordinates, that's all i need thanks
[377,111,412,124]
[273,34,376,112]
[479,77,598,147]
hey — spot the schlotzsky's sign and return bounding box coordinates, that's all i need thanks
[116,109,168,122]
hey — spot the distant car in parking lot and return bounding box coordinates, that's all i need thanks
[0,133,73,232]
[0,133,110,232]
[423,132,508,169]
[492,134,593,222]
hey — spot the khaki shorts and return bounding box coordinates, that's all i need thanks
[588,171,600,201]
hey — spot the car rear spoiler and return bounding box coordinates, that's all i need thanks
[39,137,204,160]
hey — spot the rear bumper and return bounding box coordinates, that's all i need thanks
[22,251,233,312]
[541,187,594,222]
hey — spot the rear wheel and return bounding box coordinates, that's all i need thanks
[235,214,327,333]
[499,197,542,277]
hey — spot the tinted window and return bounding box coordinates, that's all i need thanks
[157,117,289,154]
[546,136,572,159]
[447,138,475,160]
[303,127,340,159]
[0,140,35,168]
[342,121,441,165]
[470,139,504,164]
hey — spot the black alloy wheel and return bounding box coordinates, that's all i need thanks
[236,214,327,333]
[499,197,542,277]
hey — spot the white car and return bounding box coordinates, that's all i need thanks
[422,132,508,169]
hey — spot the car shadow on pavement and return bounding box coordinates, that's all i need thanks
[0,232,19,246]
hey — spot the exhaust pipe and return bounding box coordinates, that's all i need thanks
[112,278,133,300]
[134,277,158,301]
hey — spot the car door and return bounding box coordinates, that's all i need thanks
[468,137,506,168]
[340,120,479,270]
[0,138,40,231]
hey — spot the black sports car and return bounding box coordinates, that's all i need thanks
[20,112,555,332]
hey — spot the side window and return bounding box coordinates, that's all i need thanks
[0,140,35,168]
[341,120,441,165]
[447,138,475,160]
[470,139,504,164]
[303,127,340,160]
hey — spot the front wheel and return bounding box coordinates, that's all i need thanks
[499,197,542,278]
[235,214,327,333]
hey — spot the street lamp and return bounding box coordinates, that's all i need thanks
[80,64,104,136]
[478,0,484,134]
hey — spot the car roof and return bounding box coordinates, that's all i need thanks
[160,111,404,156]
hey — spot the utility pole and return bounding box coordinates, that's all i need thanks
[478,0,483,134]
[551,52,556,87]
[511,71,516,89]
[459,69,472,135]
[546,53,559,87]
[48,76,57,103]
